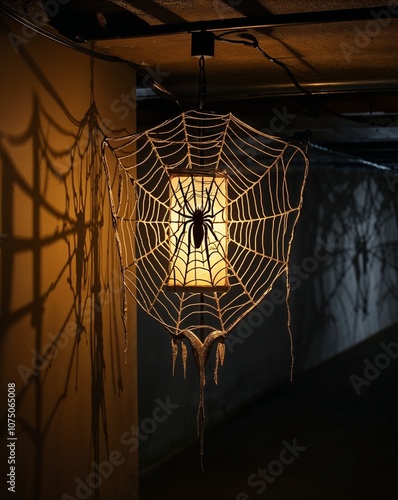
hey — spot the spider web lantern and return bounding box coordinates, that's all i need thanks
[102,110,309,464]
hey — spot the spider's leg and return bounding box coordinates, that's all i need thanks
[203,177,215,214]
[203,224,215,285]
[203,203,225,220]
[203,220,220,244]
[187,222,195,265]
[169,219,190,272]
[175,211,195,218]
[179,178,194,215]
[204,176,225,216]
[171,221,194,287]
[190,174,198,211]
[171,177,194,214]
[169,178,185,212]
[213,207,225,218]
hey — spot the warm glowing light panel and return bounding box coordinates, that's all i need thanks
[168,171,228,290]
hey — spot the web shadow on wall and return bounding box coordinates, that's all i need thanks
[293,161,398,359]
[0,49,128,499]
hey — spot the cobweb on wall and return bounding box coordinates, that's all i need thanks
[102,110,309,465]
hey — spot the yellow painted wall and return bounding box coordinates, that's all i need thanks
[0,13,138,500]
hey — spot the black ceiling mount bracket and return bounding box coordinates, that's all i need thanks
[191,31,215,59]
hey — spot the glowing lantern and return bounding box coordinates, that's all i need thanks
[168,170,228,291]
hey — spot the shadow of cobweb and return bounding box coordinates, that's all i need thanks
[0,40,129,499]
[292,161,398,364]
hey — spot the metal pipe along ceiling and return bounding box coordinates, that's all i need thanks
[85,6,398,39]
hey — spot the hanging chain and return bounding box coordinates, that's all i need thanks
[198,48,205,336]
[198,55,206,110]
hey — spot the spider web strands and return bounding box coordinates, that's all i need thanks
[228,238,286,266]
[102,109,309,466]
[283,147,309,381]
[181,114,193,170]
[214,113,232,172]
[221,269,287,331]
[169,247,227,289]
[229,208,300,222]
[231,112,298,149]
[224,122,293,168]
[225,126,287,166]
[101,142,130,358]
[172,340,189,379]
[225,254,284,308]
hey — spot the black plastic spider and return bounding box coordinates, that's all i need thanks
[170,175,224,271]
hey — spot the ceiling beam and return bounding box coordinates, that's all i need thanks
[85,5,398,39]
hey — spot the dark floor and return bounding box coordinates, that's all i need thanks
[140,325,398,500]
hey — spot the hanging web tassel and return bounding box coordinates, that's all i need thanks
[171,338,178,377]
[197,361,206,472]
[214,341,225,385]
[285,268,295,382]
[179,330,225,471]
[171,338,188,378]
[181,342,188,379]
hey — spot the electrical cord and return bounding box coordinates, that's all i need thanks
[215,31,312,96]
[0,4,310,105]
[311,142,393,172]
[215,31,396,129]
[321,107,396,127]
[2,4,392,130]
[0,3,187,109]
